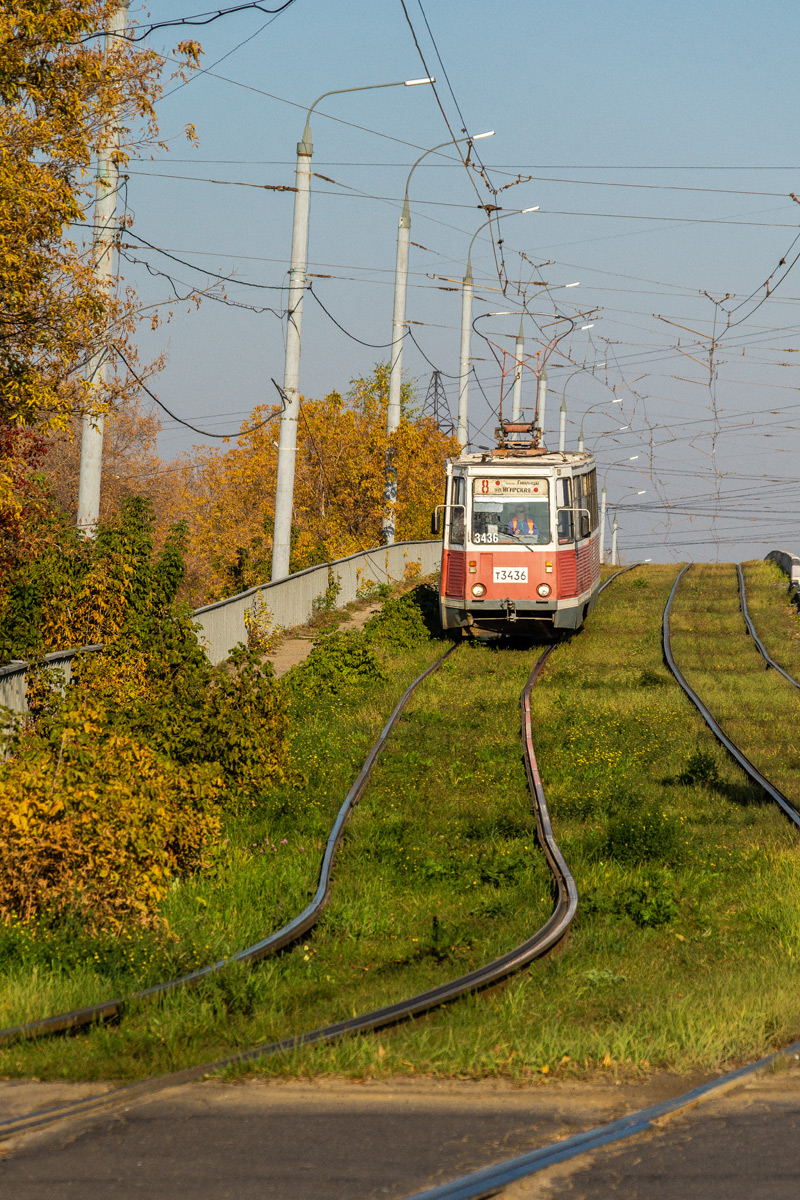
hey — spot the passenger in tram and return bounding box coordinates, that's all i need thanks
[508,507,539,539]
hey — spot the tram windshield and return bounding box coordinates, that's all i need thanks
[471,478,550,545]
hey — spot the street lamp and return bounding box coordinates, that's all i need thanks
[611,484,647,564]
[578,392,624,452]
[599,457,642,563]
[382,129,493,544]
[458,206,539,447]
[555,362,607,453]
[271,75,434,582]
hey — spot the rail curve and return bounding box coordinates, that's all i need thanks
[737,563,800,690]
[0,650,456,1045]
[0,642,576,1137]
[663,564,800,828]
[0,569,636,1137]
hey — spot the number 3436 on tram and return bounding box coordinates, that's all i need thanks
[432,444,601,637]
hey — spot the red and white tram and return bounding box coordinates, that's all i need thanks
[435,420,601,637]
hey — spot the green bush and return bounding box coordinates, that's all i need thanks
[622,872,679,926]
[364,583,439,650]
[287,629,387,696]
[678,746,720,786]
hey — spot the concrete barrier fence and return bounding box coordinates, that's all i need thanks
[766,549,800,592]
[0,540,441,713]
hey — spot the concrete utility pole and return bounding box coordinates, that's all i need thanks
[559,391,567,453]
[457,260,473,446]
[611,511,619,564]
[76,2,127,536]
[599,480,608,562]
[458,205,538,449]
[536,364,548,443]
[510,316,524,421]
[382,131,492,544]
[270,77,434,582]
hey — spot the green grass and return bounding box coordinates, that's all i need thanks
[3,564,800,1086]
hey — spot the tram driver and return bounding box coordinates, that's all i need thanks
[508,507,540,539]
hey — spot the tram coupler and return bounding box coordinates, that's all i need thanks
[503,599,517,623]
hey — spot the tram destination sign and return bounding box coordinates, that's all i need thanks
[473,477,548,497]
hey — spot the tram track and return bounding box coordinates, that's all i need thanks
[663,564,800,829]
[0,648,580,1138]
[1,569,637,1140]
[2,571,629,1053]
[737,563,800,691]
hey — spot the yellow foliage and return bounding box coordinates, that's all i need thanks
[243,598,282,655]
[166,365,458,602]
[0,711,223,931]
[0,5,199,430]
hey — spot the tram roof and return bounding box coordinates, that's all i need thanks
[449,450,595,469]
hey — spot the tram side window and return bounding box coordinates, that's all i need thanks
[557,477,574,544]
[586,470,598,529]
[449,475,466,544]
[575,475,590,539]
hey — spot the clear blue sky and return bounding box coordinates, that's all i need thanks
[117,0,800,562]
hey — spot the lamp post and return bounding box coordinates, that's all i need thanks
[599,459,643,563]
[578,391,623,452]
[555,362,607,453]
[271,76,434,582]
[458,206,539,447]
[382,130,493,544]
[611,485,647,564]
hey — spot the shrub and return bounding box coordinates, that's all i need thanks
[678,746,720,786]
[602,806,682,864]
[0,711,222,932]
[243,597,282,654]
[52,642,293,806]
[364,583,438,650]
[622,872,679,926]
[287,629,387,697]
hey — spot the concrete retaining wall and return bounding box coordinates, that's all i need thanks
[766,549,800,592]
[194,539,440,664]
[0,540,441,713]
[0,646,103,716]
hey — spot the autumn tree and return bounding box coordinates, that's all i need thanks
[0,1,200,536]
[42,394,172,524]
[167,364,459,602]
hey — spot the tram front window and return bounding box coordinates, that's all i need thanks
[472,498,550,545]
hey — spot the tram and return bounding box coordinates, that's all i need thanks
[435,419,601,637]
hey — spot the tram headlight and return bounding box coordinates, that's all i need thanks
[471,582,487,597]
[537,583,552,598]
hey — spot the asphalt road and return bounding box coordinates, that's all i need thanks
[2,1069,800,1199]
[506,1067,800,1200]
[0,1075,686,1200]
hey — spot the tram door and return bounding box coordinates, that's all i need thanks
[443,474,467,597]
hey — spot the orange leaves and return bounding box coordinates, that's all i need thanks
[168,366,459,604]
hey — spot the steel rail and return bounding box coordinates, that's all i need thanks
[737,563,800,690]
[663,564,800,828]
[0,648,456,1047]
[598,564,637,594]
[0,640,576,1140]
